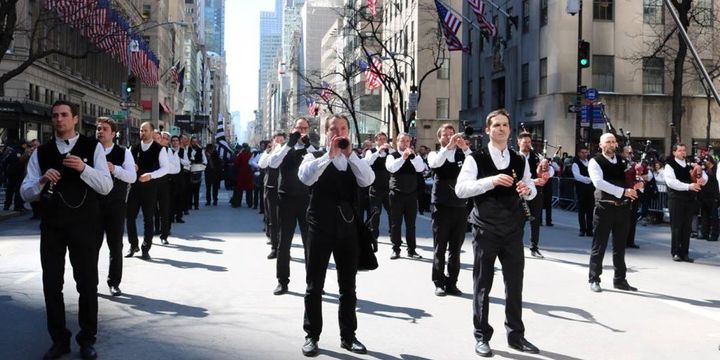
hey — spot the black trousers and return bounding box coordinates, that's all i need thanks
[669,196,698,257]
[189,173,201,209]
[127,181,158,252]
[173,173,186,220]
[357,187,370,221]
[276,193,309,285]
[254,185,264,211]
[389,190,417,253]
[41,219,98,347]
[588,202,630,283]
[472,226,525,343]
[528,192,543,249]
[576,188,594,233]
[264,187,280,250]
[303,206,359,342]
[180,171,191,212]
[700,197,719,241]
[96,200,126,287]
[205,171,220,204]
[542,184,553,224]
[4,176,23,210]
[368,186,390,240]
[431,205,466,288]
[153,177,171,240]
[233,189,253,208]
[627,199,640,246]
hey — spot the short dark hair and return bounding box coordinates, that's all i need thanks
[96,117,118,133]
[486,109,510,128]
[273,132,286,139]
[672,143,686,152]
[171,135,179,141]
[517,131,532,140]
[375,131,387,140]
[436,123,455,139]
[52,100,79,117]
[577,146,588,153]
[325,114,350,132]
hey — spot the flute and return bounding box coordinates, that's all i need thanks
[512,169,534,221]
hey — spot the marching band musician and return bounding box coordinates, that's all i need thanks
[297,114,374,357]
[258,132,286,259]
[363,132,394,241]
[455,109,539,357]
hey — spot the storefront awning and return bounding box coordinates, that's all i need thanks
[141,100,153,111]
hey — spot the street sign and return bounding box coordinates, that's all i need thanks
[119,102,137,108]
[577,85,587,94]
[407,92,418,114]
[580,105,591,127]
[592,104,605,129]
[585,88,598,101]
[568,104,579,113]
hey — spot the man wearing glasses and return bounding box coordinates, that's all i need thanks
[267,117,316,295]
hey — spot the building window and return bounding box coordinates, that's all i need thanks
[45,89,50,104]
[28,83,33,100]
[696,0,714,27]
[693,59,714,95]
[539,58,547,95]
[592,55,614,92]
[522,0,530,33]
[540,0,548,26]
[521,63,529,99]
[436,98,450,119]
[643,57,664,94]
[142,5,151,20]
[479,77,485,107]
[594,0,613,21]
[34,85,40,101]
[506,7,513,40]
[50,90,54,103]
[643,0,664,24]
[467,80,473,108]
[438,58,449,79]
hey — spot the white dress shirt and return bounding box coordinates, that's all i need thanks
[455,143,536,200]
[519,151,556,178]
[21,134,113,202]
[588,154,625,199]
[572,159,592,184]
[258,149,273,169]
[384,149,426,173]
[139,141,169,179]
[104,144,137,184]
[267,143,317,169]
[664,158,707,191]
[363,147,395,165]
[298,151,375,187]
[179,146,191,170]
[166,147,181,175]
[427,146,472,169]
[189,146,207,165]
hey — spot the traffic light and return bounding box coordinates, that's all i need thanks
[126,75,137,95]
[578,40,590,68]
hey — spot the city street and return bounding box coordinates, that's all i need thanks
[1,190,720,359]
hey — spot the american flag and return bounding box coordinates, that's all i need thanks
[306,98,320,117]
[368,0,377,17]
[320,81,332,102]
[361,57,383,90]
[215,114,233,161]
[170,61,180,84]
[434,0,461,34]
[468,0,497,37]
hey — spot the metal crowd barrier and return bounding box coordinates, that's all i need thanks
[549,177,668,215]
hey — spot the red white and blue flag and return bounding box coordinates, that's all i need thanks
[468,0,497,37]
[434,0,469,52]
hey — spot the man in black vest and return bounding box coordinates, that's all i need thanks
[259,132,286,259]
[188,136,207,210]
[152,131,173,245]
[160,131,179,244]
[699,156,719,241]
[385,132,426,260]
[297,114,374,357]
[428,123,470,297]
[21,100,113,360]
[517,132,555,258]
[268,117,316,295]
[125,122,169,260]
[363,132,394,241]
[455,109,539,357]
[172,135,189,223]
[178,135,192,216]
[665,143,705,262]
[95,117,136,297]
[587,133,644,293]
[572,146,595,236]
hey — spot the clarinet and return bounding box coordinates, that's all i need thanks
[512,169,535,221]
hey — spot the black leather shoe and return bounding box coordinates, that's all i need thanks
[627,244,640,249]
[681,256,695,263]
[273,283,288,295]
[613,281,637,291]
[578,231,585,237]
[267,249,277,259]
[302,338,319,357]
[161,238,169,245]
[141,251,151,260]
[80,345,97,359]
[109,285,122,296]
[154,229,161,236]
[434,287,446,296]
[474,341,492,357]
[672,254,682,262]
[43,343,70,359]
[508,338,539,354]
[530,249,544,258]
[340,338,367,354]
[586,231,594,237]
[407,251,423,259]
[124,247,139,258]
[390,251,400,260]
[176,218,185,223]
[590,282,602,293]
[545,223,554,226]
[183,210,190,215]
[445,286,463,296]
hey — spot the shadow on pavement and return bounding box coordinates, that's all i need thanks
[146,257,228,272]
[492,349,584,360]
[162,243,223,254]
[604,289,720,309]
[316,348,432,360]
[182,234,226,242]
[99,293,209,318]
[320,293,432,323]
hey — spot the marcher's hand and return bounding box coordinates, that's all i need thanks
[624,188,638,200]
[301,135,311,148]
[633,181,644,190]
[328,135,341,159]
[456,136,469,151]
[402,148,414,160]
[287,131,301,147]
[40,169,61,186]
[446,134,461,150]
[139,173,152,183]
[492,174,514,187]
[534,178,547,187]
[697,177,706,186]
[379,143,391,152]
[689,183,702,192]
[62,155,86,172]
[516,181,531,197]
[107,161,116,173]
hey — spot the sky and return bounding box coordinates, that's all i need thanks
[225,0,275,141]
